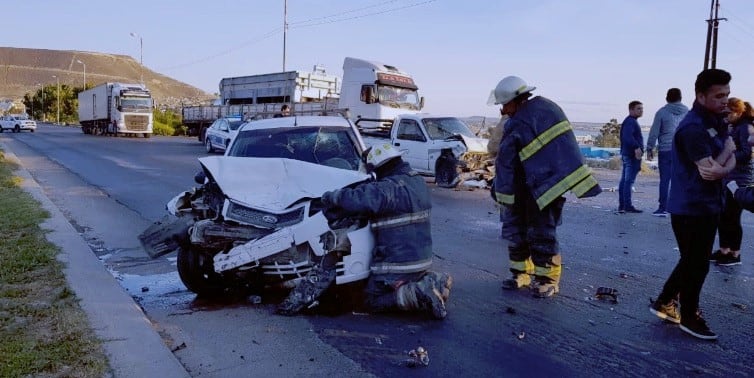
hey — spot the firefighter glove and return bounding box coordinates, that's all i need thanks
[321,190,339,208]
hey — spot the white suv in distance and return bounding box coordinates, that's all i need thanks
[0,114,37,133]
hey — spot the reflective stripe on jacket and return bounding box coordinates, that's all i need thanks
[494,96,601,210]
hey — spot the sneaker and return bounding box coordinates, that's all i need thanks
[716,254,741,266]
[679,313,717,340]
[414,280,447,320]
[652,209,668,217]
[501,274,531,290]
[649,298,681,324]
[531,281,559,298]
[709,249,725,262]
[625,207,643,213]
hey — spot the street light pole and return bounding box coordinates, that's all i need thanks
[76,59,86,89]
[52,75,60,124]
[129,32,143,84]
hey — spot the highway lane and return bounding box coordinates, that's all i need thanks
[3,123,753,377]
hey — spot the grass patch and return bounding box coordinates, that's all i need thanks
[0,150,108,377]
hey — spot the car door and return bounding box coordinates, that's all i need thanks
[394,118,430,172]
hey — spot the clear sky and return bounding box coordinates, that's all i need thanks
[4,0,754,123]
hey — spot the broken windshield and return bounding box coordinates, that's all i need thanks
[227,126,362,171]
[423,117,475,140]
[377,85,420,110]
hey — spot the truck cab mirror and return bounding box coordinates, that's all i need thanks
[419,96,425,110]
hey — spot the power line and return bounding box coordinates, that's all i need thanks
[158,0,434,72]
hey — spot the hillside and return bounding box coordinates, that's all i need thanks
[0,47,213,108]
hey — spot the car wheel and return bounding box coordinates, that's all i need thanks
[205,138,214,153]
[435,154,460,188]
[14,125,20,133]
[176,247,227,296]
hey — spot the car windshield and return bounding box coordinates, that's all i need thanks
[227,126,362,171]
[423,117,475,140]
[229,120,244,131]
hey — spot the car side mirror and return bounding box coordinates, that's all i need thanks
[194,171,206,185]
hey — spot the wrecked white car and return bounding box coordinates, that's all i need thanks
[139,116,375,296]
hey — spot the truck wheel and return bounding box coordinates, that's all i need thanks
[205,138,214,153]
[199,126,208,142]
[0,127,4,133]
[143,133,151,138]
[435,155,460,188]
[176,247,227,296]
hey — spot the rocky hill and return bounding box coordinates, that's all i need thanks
[0,47,213,109]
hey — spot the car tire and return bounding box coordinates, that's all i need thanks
[205,138,214,153]
[176,247,227,297]
[14,125,20,133]
[435,154,460,188]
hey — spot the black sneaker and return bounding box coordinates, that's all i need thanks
[649,298,681,324]
[716,254,741,266]
[652,209,668,217]
[625,207,643,213]
[680,313,717,340]
[709,249,725,262]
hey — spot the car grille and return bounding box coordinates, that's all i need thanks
[225,201,305,229]
[124,115,149,131]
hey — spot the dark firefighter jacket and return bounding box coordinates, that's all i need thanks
[326,161,433,275]
[493,96,602,210]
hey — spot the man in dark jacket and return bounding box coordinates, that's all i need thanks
[650,68,735,341]
[317,144,451,319]
[646,89,688,216]
[618,101,645,213]
[489,75,601,298]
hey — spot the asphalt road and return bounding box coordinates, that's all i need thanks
[3,124,753,377]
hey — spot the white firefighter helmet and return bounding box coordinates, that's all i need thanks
[366,143,404,169]
[487,76,536,106]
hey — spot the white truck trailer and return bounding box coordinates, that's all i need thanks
[183,57,425,139]
[78,82,154,137]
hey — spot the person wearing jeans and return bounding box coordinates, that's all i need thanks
[646,88,688,216]
[618,101,644,213]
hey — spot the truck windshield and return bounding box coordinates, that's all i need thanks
[227,126,362,171]
[121,97,153,112]
[423,117,475,140]
[377,85,420,110]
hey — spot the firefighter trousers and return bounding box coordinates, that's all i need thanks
[501,193,565,284]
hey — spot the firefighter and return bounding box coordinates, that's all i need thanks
[489,76,601,298]
[322,144,452,319]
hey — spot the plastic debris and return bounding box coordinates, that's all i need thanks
[595,287,618,304]
[732,302,747,310]
[404,346,429,367]
[249,295,262,304]
[505,306,516,315]
[516,331,525,340]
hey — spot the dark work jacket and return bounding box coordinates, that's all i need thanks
[329,161,433,275]
[493,96,601,210]
[725,116,754,186]
[620,115,644,157]
[667,101,728,216]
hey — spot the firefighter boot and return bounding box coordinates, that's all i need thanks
[423,271,453,302]
[397,280,447,320]
[501,274,532,290]
[530,279,559,298]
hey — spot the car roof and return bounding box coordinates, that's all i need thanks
[239,116,353,132]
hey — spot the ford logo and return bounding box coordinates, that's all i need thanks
[262,215,279,224]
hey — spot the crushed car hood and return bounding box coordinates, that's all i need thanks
[198,156,370,211]
[459,135,489,153]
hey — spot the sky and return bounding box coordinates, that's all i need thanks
[4,0,754,124]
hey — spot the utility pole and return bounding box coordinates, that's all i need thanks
[283,0,288,71]
[704,0,726,69]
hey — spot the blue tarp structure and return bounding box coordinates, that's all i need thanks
[579,146,619,159]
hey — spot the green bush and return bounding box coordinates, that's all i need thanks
[152,121,175,136]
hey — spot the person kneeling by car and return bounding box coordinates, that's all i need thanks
[277,144,452,319]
